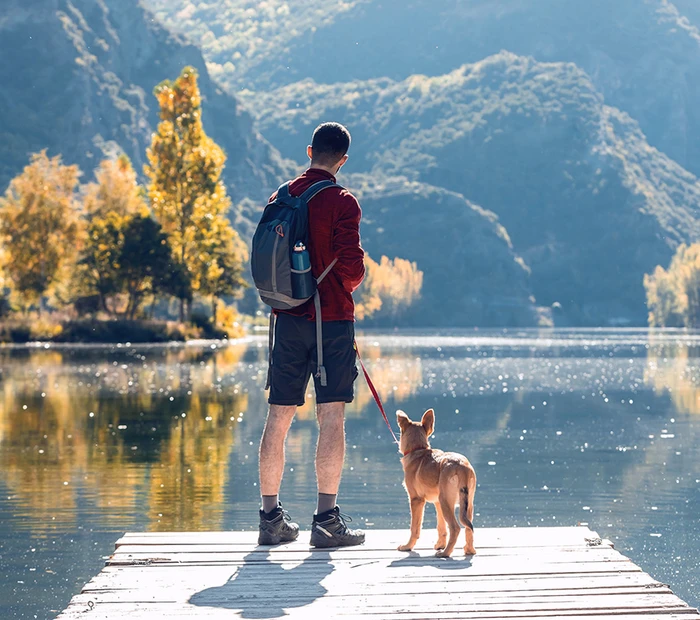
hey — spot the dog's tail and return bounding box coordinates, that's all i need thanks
[459,486,474,532]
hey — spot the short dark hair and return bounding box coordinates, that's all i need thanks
[311,122,351,165]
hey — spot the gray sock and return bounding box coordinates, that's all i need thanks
[262,495,279,514]
[317,493,337,515]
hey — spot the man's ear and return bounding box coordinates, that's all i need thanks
[307,145,313,160]
[421,409,435,436]
[396,410,411,430]
[336,153,349,172]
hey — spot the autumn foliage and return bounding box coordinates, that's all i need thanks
[145,67,247,321]
[644,243,700,327]
[0,151,82,311]
[355,255,423,322]
[0,67,247,334]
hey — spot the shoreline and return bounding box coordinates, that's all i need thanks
[0,317,247,346]
[0,335,258,350]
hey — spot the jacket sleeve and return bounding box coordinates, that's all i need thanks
[332,195,365,292]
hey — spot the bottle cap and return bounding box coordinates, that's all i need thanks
[294,241,306,251]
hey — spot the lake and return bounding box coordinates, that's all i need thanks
[1,328,699,618]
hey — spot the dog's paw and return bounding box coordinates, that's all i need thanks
[398,544,414,552]
[435,549,452,558]
[464,546,476,556]
[434,540,446,551]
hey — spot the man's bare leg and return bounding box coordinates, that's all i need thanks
[310,400,364,547]
[258,404,299,544]
[259,404,296,509]
[316,401,346,513]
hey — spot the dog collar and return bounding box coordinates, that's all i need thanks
[402,447,428,457]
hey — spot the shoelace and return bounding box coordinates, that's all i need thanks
[280,508,294,523]
[333,510,355,531]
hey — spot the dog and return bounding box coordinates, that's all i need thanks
[396,409,477,557]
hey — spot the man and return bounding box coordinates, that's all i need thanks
[258,122,366,548]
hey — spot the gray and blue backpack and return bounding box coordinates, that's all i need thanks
[251,180,340,387]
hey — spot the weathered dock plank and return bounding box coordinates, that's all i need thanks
[55,526,700,619]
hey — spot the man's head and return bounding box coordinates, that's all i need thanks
[307,122,351,174]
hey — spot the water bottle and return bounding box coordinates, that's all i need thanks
[291,241,315,299]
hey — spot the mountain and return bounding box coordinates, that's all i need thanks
[0,0,289,200]
[144,0,700,178]
[345,174,538,326]
[7,0,700,326]
[248,53,700,325]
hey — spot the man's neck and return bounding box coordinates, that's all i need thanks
[309,162,337,175]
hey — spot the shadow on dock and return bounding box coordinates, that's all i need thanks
[189,548,334,618]
[390,550,473,570]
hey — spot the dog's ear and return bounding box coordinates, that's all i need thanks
[396,410,411,430]
[421,409,435,436]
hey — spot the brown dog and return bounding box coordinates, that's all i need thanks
[397,409,477,557]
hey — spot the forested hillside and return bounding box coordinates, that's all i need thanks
[249,54,700,324]
[0,0,289,200]
[5,0,700,326]
[145,0,700,178]
[346,174,538,326]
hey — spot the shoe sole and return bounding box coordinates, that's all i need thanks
[309,535,365,548]
[258,531,299,546]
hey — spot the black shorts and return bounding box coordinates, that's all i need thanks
[268,313,358,406]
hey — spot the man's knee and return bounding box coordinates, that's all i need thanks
[269,404,297,418]
[263,405,296,435]
[317,402,345,427]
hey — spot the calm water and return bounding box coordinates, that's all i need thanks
[1,328,699,618]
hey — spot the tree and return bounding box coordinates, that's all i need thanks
[84,155,149,220]
[355,255,423,322]
[195,222,249,323]
[144,66,246,321]
[119,214,178,319]
[77,156,150,314]
[0,151,82,312]
[644,243,700,327]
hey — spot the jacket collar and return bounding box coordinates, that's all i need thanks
[306,167,337,183]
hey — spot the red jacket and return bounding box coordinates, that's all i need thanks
[271,168,365,322]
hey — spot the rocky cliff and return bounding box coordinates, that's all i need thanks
[0,0,289,199]
[145,0,700,178]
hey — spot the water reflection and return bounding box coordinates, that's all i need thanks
[0,344,251,533]
[0,330,699,619]
[646,334,700,415]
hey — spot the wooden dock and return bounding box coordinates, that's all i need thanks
[56,526,699,619]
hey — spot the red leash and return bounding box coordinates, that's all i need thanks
[354,340,400,447]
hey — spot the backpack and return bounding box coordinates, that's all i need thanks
[251,179,340,387]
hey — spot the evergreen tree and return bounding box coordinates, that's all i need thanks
[119,214,178,320]
[144,66,246,321]
[0,151,82,312]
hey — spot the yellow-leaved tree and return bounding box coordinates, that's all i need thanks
[644,243,700,327]
[84,155,149,221]
[144,66,246,321]
[0,151,83,312]
[355,255,423,322]
[77,155,151,314]
[77,155,184,320]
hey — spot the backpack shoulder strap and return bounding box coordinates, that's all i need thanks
[275,182,291,204]
[299,180,341,204]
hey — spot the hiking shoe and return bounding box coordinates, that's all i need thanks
[310,506,365,548]
[258,504,299,545]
